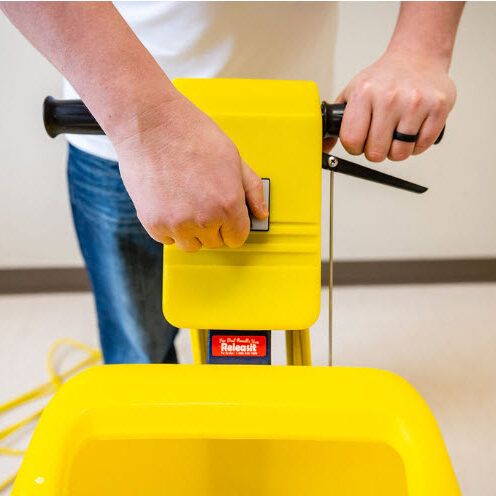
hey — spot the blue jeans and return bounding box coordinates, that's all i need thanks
[67,144,178,364]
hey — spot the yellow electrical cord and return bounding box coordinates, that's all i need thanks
[0,338,101,492]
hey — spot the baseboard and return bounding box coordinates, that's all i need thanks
[1,259,496,295]
[0,267,91,294]
[323,259,496,286]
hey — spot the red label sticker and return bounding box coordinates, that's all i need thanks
[212,335,266,357]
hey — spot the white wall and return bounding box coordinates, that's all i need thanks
[328,1,496,260]
[1,2,495,268]
[0,12,81,267]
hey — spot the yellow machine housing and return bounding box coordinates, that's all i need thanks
[163,79,322,331]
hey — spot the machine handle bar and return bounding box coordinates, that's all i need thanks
[43,96,444,144]
[44,97,103,138]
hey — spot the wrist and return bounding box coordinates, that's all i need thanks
[97,71,184,145]
[384,40,452,72]
[385,2,463,73]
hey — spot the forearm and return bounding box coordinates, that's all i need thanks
[388,2,465,69]
[1,2,268,252]
[0,1,180,141]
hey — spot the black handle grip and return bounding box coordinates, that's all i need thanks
[321,101,445,144]
[43,96,444,145]
[43,96,103,138]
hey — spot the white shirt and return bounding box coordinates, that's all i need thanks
[63,1,337,161]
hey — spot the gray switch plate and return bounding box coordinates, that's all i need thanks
[250,178,270,232]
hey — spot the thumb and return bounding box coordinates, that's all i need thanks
[241,161,268,219]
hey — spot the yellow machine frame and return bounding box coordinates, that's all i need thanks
[163,79,322,332]
[8,79,462,495]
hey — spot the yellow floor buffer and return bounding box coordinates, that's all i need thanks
[12,79,460,495]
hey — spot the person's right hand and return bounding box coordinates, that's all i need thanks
[111,94,268,253]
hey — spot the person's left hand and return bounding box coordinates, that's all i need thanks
[323,49,457,161]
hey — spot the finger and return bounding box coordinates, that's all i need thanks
[388,113,426,162]
[197,228,224,250]
[162,236,175,245]
[323,137,338,154]
[241,161,268,219]
[174,236,202,253]
[338,86,373,156]
[413,114,447,155]
[145,227,175,246]
[413,92,451,155]
[364,104,399,163]
[220,204,251,248]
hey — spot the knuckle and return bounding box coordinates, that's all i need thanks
[167,212,191,233]
[406,89,424,109]
[419,130,439,146]
[417,139,433,150]
[432,93,448,113]
[226,225,250,249]
[141,213,165,234]
[412,145,428,156]
[340,131,363,155]
[194,213,213,230]
[217,142,240,164]
[344,143,363,156]
[430,92,449,115]
[382,88,398,109]
[365,149,387,163]
[221,193,242,213]
[146,229,164,244]
[229,234,248,249]
[140,214,174,244]
[389,148,411,162]
[248,175,263,193]
[353,79,373,100]
[425,132,438,143]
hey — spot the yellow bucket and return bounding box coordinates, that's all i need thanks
[12,365,460,495]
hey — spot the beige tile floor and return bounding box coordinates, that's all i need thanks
[1,284,495,495]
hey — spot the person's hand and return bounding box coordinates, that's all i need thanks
[323,49,457,161]
[112,94,268,252]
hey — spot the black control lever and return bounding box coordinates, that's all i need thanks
[322,153,427,194]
